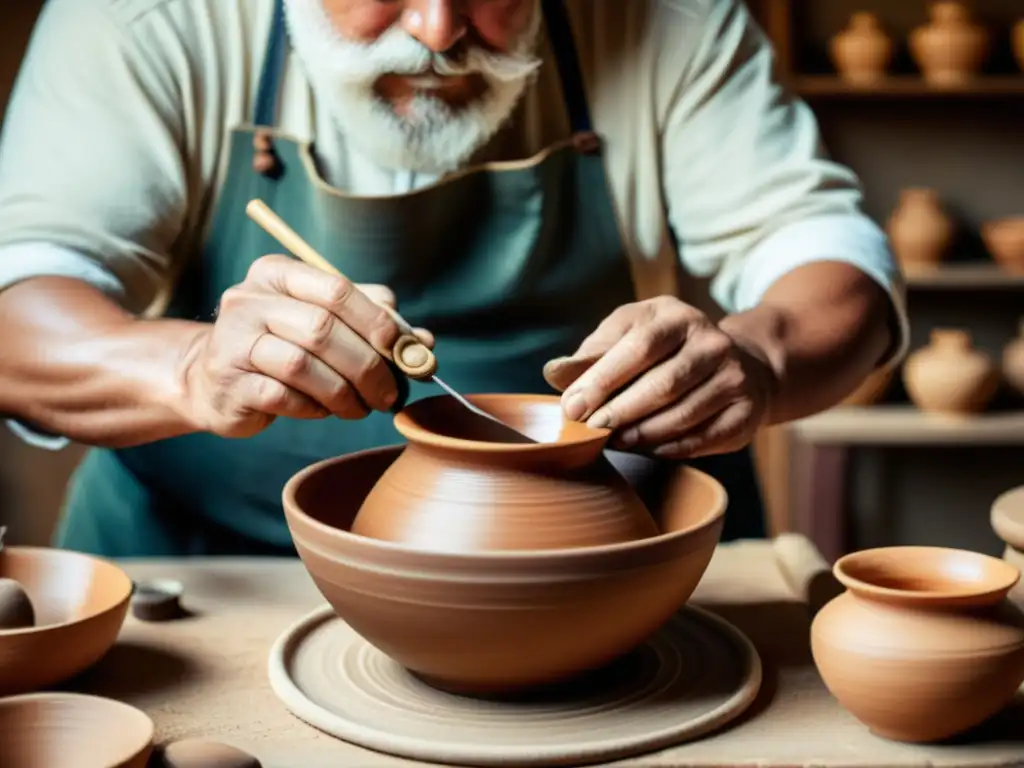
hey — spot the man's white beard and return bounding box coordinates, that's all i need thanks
[282,0,544,175]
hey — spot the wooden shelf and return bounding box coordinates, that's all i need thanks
[791,405,1024,445]
[793,76,1024,99]
[904,264,1024,289]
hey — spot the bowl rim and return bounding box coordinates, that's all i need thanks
[833,545,1021,604]
[0,546,134,637]
[393,393,612,454]
[0,691,154,755]
[281,445,728,562]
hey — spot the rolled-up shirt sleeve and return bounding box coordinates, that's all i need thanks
[657,0,909,368]
[0,0,189,449]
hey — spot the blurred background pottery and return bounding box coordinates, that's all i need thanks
[811,546,1024,743]
[0,692,153,768]
[991,486,1024,575]
[0,547,133,696]
[902,329,999,415]
[829,12,894,85]
[886,189,954,274]
[282,443,726,694]
[1001,319,1024,400]
[352,394,659,552]
[910,1,990,85]
[1013,19,1024,71]
[982,217,1024,273]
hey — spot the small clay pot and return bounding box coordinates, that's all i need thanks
[811,546,1024,743]
[1013,19,1024,72]
[886,188,954,274]
[902,329,999,415]
[992,486,1024,577]
[1002,319,1024,400]
[0,547,133,696]
[351,394,660,552]
[282,441,727,694]
[982,217,1024,274]
[829,12,894,85]
[910,1,990,85]
[841,366,894,407]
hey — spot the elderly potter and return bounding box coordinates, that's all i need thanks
[0,0,907,556]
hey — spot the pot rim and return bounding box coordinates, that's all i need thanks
[393,393,611,454]
[833,545,1020,607]
[281,445,728,563]
[0,546,133,638]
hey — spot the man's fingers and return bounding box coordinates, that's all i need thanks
[650,400,753,459]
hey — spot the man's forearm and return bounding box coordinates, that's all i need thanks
[719,260,896,425]
[0,277,206,447]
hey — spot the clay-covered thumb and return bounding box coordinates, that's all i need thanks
[542,352,600,393]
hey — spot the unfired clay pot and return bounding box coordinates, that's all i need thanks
[0,547,133,696]
[0,692,154,768]
[829,12,894,85]
[992,486,1024,576]
[282,440,727,694]
[352,394,658,552]
[886,189,954,274]
[982,217,1024,274]
[902,329,999,415]
[1002,319,1024,400]
[811,546,1024,743]
[910,1,990,85]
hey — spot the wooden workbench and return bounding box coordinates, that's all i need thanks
[63,537,1024,767]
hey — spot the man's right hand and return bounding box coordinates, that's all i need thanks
[178,254,433,438]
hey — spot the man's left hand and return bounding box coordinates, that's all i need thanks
[544,297,779,459]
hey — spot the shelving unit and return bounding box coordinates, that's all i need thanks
[747,0,1024,561]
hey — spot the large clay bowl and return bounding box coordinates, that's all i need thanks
[283,446,726,694]
[0,547,133,696]
[0,692,154,768]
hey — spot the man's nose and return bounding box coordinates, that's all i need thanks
[402,0,467,53]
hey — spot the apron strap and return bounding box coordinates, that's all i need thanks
[252,0,593,134]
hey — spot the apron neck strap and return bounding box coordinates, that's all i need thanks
[253,0,592,134]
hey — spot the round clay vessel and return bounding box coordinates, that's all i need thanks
[282,444,726,694]
[902,329,999,415]
[1001,318,1024,400]
[0,578,35,630]
[352,394,660,552]
[811,546,1024,743]
[910,1,990,85]
[0,692,154,767]
[982,217,1024,274]
[0,547,133,696]
[829,12,894,85]
[886,189,953,273]
[841,366,893,407]
[991,486,1024,576]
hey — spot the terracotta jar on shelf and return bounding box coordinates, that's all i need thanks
[1002,319,1024,400]
[902,329,999,415]
[829,12,894,85]
[1014,19,1024,72]
[886,189,954,274]
[910,1,990,85]
[981,217,1024,274]
[992,486,1024,576]
[811,546,1024,743]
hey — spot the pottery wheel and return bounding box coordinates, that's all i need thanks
[268,604,762,766]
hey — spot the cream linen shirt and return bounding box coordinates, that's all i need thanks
[0,0,909,449]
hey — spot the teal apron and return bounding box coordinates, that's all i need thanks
[54,0,766,557]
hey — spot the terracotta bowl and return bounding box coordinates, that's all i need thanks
[283,445,727,694]
[982,217,1024,273]
[811,546,1024,742]
[0,547,133,696]
[0,692,153,768]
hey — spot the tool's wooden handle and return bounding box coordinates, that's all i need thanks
[245,199,437,379]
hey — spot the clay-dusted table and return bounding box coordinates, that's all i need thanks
[65,537,1024,767]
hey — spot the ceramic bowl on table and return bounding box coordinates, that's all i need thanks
[0,546,133,696]
[811,545,1024,743]
[282,393,728,695]
[0,692,153,768]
